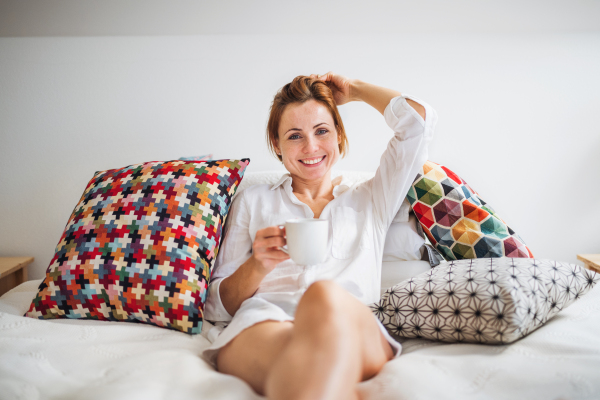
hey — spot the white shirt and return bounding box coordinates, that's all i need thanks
[202,94,437,362]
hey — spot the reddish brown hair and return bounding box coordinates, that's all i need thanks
[266,76,348,162]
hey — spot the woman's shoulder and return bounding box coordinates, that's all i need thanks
[237,171,289,190]
[233,183,275,203]
[332,171,376,198]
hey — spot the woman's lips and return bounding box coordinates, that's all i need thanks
[299,156,325,166]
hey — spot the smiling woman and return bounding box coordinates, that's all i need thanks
[274,100,342,207]
[267,76,349,164]
[202,72,437,400]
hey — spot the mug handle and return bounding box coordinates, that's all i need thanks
[278,246,289,254]
[277,225,288,254]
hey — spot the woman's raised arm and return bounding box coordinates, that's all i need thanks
[310,72,437,231]
[351,80,426,120]
[312,72,426,120]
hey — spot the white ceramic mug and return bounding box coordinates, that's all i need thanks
[279,218,329,266]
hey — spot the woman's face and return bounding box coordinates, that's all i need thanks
[275,100,341,183]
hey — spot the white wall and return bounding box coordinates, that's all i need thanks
[2,0,599,36]
[1,33,599,278]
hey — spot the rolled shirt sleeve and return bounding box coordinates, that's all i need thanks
[371,94,438,230]
[204,277,232,322]
[204,190,253,322]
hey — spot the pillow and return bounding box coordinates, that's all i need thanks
[179,154,213,161]
[380,260,432,296]
[382,212,426,262]
[26,158,249,334]
[372,258,599,344]
[408,161,533,260]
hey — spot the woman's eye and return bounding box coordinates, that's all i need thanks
[289,134,300,140]
[317,129,328,135]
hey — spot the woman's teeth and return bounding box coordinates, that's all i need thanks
[300,157,324,165]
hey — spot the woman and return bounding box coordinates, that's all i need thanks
[203,72,437,400]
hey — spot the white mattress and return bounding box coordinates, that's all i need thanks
[2,278,600,400]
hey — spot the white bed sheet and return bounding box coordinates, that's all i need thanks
[1,279,600,400]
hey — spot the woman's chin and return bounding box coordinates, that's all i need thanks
[291,163,331,182]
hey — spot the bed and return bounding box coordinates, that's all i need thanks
[2,269,600,400]
[2,170,600,400]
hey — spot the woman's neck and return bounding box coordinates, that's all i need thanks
[291,172,334,202]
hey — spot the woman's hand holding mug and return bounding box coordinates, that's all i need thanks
[251,226,290,275]
[251,219,330,275]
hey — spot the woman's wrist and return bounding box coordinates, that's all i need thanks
[349,79,366,103]
[247,255,271,280]
[220,256,268,316]
[349,80,401,115]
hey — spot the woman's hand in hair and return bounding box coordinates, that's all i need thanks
[310,72,422,119]
[310,72,356,106]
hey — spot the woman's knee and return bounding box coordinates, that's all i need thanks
[300,281,346,314]
[296,281,357,334]
[298,281,393,380]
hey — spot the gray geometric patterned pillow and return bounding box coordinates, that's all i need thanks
[371,258,600,344]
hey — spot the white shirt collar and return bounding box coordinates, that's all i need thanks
[270,173,352,198]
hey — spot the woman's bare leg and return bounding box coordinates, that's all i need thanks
[216,280,394,399]
[216,320,294,394]
[264,281,393,400]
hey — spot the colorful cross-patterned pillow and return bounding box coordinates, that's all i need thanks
[26,159,249,334]
[407,161,533,260]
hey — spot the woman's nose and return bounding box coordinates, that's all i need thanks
[304,136,319,153]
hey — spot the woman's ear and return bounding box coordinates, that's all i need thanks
[274,139,281,155]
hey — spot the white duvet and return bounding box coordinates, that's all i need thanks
[1,279,600,400]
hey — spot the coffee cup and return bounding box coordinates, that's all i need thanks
[279,218,329,265]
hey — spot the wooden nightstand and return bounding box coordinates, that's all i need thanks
[577,254,600,273]
[0,257,34,297]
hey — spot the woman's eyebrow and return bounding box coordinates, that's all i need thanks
[284,123,329,135]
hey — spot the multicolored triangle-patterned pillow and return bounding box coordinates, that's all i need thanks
[407,161,533,260]
[26,159,249,334]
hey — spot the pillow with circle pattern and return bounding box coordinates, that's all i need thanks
[407,161,533,260]
[26,158,249,334]
[372,258,600,344]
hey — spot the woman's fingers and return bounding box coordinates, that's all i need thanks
[257,226,285,239]
[265,249,291,260]
[316,71,338,84]
[319,71,333,81]
[310,72,331,81]
[252,226,290,271]
[310,72,352,105]
[256,236,286,251]
[255,245,289,258]
[254,226,288,255]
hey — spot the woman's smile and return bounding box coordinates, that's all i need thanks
[299,155,326,166]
